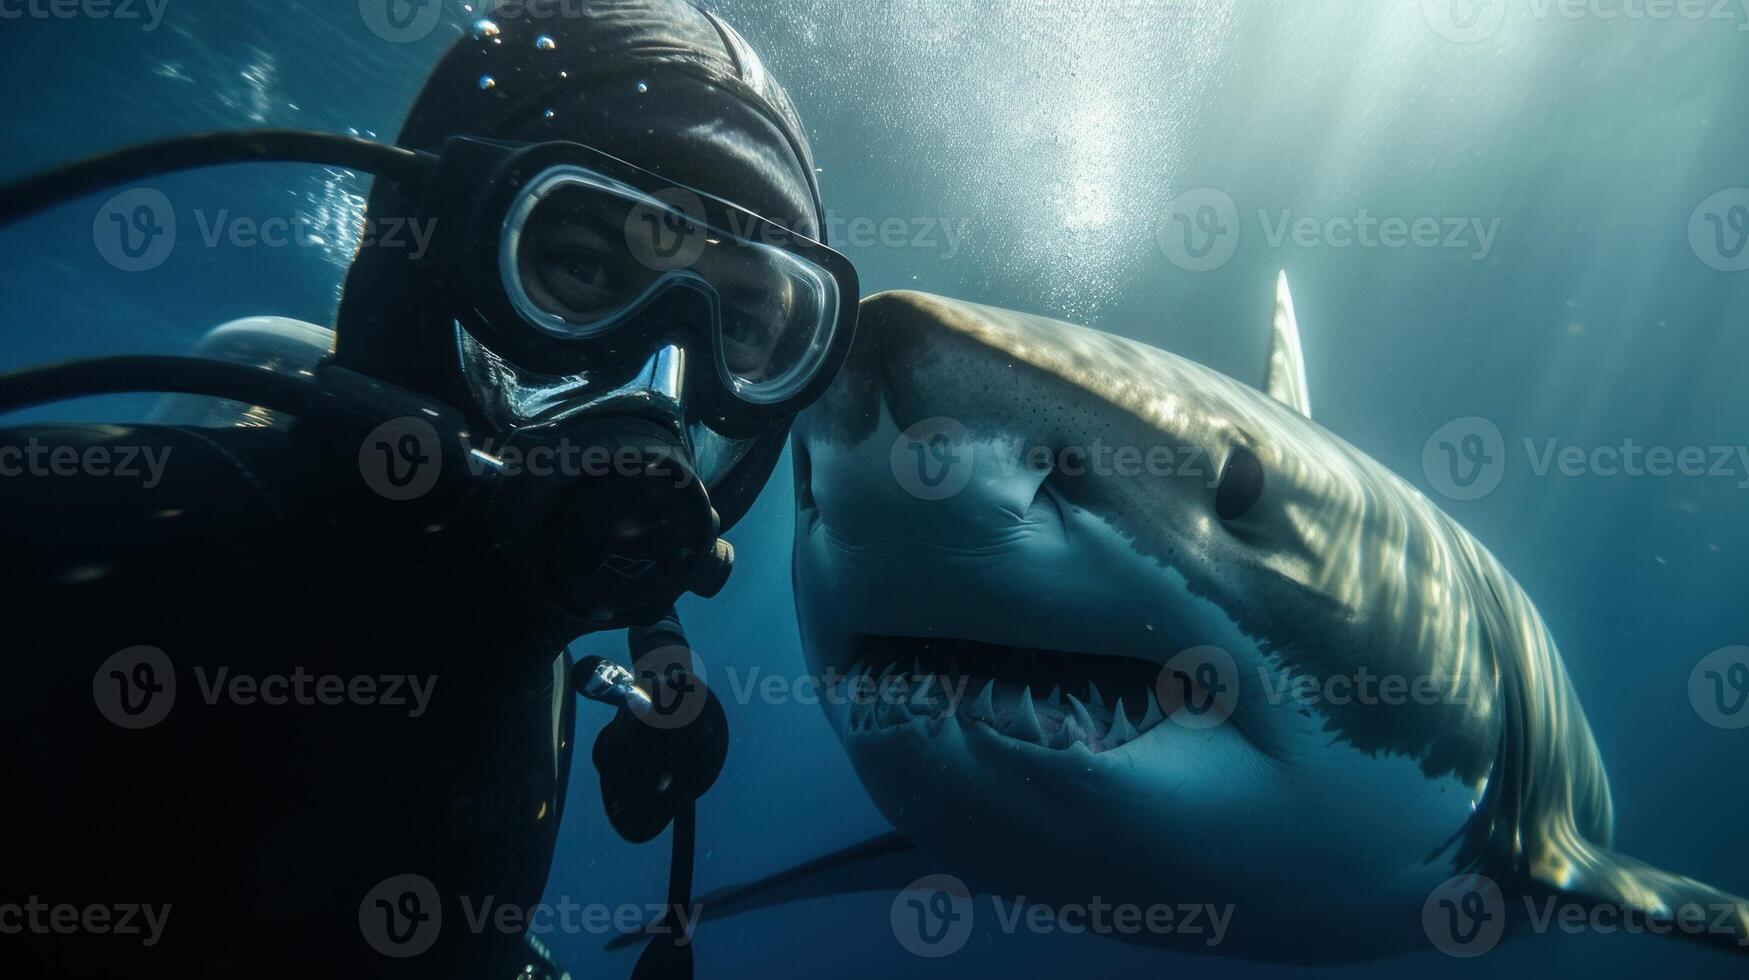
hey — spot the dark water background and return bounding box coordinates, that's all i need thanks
[2,1,1746,976]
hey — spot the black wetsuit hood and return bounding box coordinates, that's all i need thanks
[334,0,823,529]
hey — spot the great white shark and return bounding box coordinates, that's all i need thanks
[623,277,1748,962]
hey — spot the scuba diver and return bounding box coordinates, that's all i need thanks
[0,2,855,977]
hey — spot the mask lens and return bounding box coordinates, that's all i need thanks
[501,163,846,406]
[694,237,839,405]
[504,169,665,339]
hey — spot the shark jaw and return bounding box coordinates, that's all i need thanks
[831,636,1189,754]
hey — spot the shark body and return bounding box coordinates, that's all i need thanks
[763,279,1747,961]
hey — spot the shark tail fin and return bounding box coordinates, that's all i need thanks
[1263,270,1311,418]
[1530,828,1749,957]
[604,832,926,951]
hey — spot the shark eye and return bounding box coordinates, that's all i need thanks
[1216,445,1265,521]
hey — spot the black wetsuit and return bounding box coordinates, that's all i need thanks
[1,2,825,975]
[2,420,573,977]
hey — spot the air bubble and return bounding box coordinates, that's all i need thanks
[478,75,496,91]
[543,108,555,119]
[471,19,500,40]
[535,35,556,51]
[636,81,649,94]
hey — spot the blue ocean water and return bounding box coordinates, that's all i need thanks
[2,1,1746,976]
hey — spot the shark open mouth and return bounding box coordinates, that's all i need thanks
[839,635,1172,753]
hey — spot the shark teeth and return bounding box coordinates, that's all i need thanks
[1108,698,1140,744]
[1140,694,1166,730]
[971,680,995,720]
[839,658,1168,754]
[1013,686,1045,742]
[1065,692,1095,735]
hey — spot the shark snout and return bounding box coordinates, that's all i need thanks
[791,292,1215,669]
[794,294,1082,553]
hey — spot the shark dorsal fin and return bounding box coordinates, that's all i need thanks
[1264,270,1311,418]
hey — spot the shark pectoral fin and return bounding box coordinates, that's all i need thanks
[604,831,930,951]
[1531,834,1749,956]
[1263,270,1312,418]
